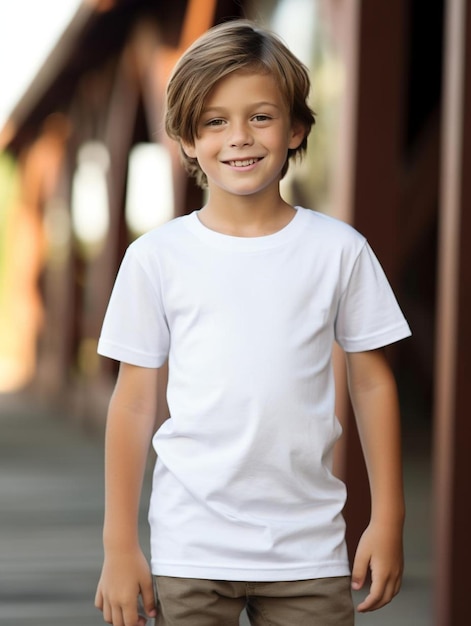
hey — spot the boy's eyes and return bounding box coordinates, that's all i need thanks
[205,118,225,127]
[202,114,273,127]
[252,114,272,122]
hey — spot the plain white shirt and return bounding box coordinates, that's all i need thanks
[98,207,411,581]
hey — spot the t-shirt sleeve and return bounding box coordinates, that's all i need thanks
[335,241,411,352]
[97,245,170,367]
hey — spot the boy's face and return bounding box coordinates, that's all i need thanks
[181,71,304,200]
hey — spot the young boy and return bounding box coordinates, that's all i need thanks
[95,19,411,626]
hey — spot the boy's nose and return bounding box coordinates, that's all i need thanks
[228,123,253,147]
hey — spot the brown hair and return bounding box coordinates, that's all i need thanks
[165,19,315,188]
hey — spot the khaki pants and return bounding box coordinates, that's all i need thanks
[154,575,354,625]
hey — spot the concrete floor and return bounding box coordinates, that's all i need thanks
[0,394,432,625]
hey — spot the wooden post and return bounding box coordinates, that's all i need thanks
[330,0,407,560]
[433,0,471,623]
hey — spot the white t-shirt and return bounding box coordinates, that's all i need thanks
[98,207,411,581]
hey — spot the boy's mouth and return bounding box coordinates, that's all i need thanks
[226,158,261,167]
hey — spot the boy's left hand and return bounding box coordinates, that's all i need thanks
[351,521,404,612]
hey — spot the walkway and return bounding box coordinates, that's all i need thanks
[0,394,432,625]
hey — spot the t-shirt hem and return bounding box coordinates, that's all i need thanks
[97,338,167,368]
[339,322,411,353]
[151,561,350,582]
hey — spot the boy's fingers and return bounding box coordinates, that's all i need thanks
[351,554,369,590]
[357,593,377,612]
[101,600,111,624]
[357,575,396,612]
[357,582,384,612]
[94,587,103,611]
[394,578,402,596]
[351,576,365,592]
[140,577,157,618]
[110,604,125,626]
[121,602,139,626]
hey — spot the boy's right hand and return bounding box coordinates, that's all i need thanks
[95,547,157,626]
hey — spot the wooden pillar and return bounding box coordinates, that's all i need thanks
[137,0,218,217]
[96,49,141,330]
[433,0,471,623]
[331,0,407,559]
[348,0,406,274]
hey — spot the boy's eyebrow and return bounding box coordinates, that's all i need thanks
[201,101,282,114]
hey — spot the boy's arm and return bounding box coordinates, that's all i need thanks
[95,362,159,626]
[345,349,405,613]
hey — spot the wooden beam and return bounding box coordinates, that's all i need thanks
[330,0,407,560]
[433,0,471,623]
[178,0,218,51]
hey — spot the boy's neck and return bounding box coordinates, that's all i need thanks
[199,190,296,238]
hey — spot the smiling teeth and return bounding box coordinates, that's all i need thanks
[229,159,258,167]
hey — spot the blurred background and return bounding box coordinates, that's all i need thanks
[0,0,469,625]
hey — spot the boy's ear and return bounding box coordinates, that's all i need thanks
[288,123,306,150]
[181,140,197,159]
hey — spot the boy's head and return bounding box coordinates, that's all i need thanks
[165,19,315,188]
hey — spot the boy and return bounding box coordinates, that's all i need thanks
[95,19,411,626]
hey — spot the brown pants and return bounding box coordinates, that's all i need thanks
[154,575,354,626]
